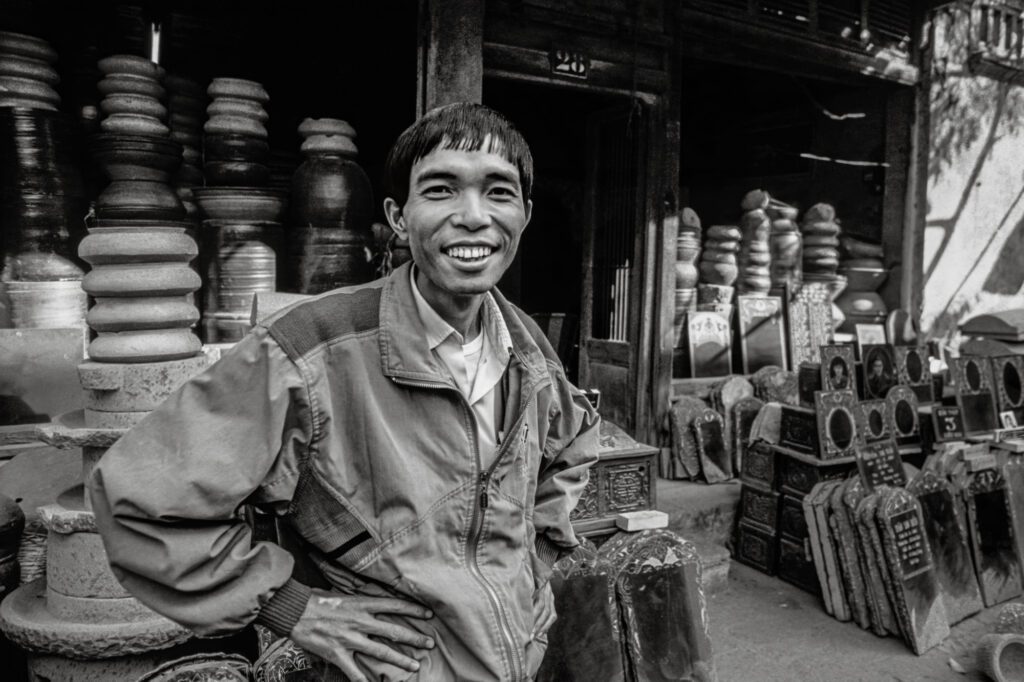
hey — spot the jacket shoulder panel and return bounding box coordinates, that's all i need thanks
[265,283,382,360]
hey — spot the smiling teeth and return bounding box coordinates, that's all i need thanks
[446,246,493,260]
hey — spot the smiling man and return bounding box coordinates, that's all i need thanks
[89,103,600,682]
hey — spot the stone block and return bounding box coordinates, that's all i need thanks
[46,529,130,599]
[79,353,213,412]
[964,468,1023,607]
[84,408,149,429]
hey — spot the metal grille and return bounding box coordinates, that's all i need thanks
[592,113,640,342]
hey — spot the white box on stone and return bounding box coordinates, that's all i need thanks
[615,510,669,532]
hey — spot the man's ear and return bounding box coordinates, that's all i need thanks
[383,197,405,236]
[523,198,533,229]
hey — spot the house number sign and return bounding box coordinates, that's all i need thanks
[549,49,589,79]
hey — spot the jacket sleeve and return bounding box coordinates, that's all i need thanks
[533,363,600,572]
[87,324,313,638]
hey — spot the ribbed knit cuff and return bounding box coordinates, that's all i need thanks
[255,578,312,638]
[535,535,570,569]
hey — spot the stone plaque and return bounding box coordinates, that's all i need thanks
[740,484,780,532]
[603,462,651,514]
[932,406,965,443]
[1004,457,1024,598]
[855,439,906,491]
[815,390,860,460]
[952,356,999,436]
[694,408,731,483]
[994,355,1024,424]
[742,440,776,488]
[737,295,787,373]
[668,396,708,480]
[803,481,849,620]
[875,487,950,654]
[964,468,1023,607]
[830,480,871,630]
[857,399,891,443]
[733,397,764,475]
[885,385,920,446]
[570,472,600,522]
[861,344,898,400]
[820,345,857,394]
[779,494,807,540]
[537,541,626,682]
[777,447,855,499]
[907,469,983,625]
[601,530,716,682]
[844,480,892,636]
[687,311,732,378]
[856,491,902,638]
[895,346,934,404]
[787,281,832,368]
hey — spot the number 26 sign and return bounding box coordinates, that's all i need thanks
[549,49,589,79]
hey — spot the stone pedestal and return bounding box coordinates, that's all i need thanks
[0,503,190,681]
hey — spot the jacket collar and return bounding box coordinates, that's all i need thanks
[379,262,548,384]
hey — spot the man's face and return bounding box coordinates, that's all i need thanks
[386,139,532,299]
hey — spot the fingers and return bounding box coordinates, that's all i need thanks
[351,635,423,673]
[331,651,369,682]
[364,620,436,650]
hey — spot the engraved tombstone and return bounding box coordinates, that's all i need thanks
[830,480,871,629]
[733,397,765,477]
[803,481,850,620]
[668,397,707,480]
[600,530,716,682]
[694,408,731,483]
[820,345,857,394]
[906,469,983,625]
[787,281,832,368]
[856,491,903,638]
[844,480,894,636]
[862,344,897,400]
[964,468,1023,607]
[1003,456,1024,593]
[875,487,950,654]
[857,400,891,443]
[737,295,787,373]
[855,440,907,491]
[536,540,626,682]
[886,385,921,447]
[994,356,1024,425]
[687,311,732,378]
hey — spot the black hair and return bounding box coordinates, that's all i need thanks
[384,102,534,206]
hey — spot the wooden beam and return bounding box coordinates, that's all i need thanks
[880,87,914,313]
[417,0,484,116]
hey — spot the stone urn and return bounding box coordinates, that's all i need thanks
[91,134,185,220]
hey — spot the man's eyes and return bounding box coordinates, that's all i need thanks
[422,184,454,196]
[488,185,519,198]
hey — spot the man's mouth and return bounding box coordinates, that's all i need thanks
[445,245,494,262]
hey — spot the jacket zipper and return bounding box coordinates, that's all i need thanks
[392,370,545,680]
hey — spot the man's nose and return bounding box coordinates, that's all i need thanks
[453,191,491,230]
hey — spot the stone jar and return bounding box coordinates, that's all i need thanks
[290,131,373,230]
[674,232,700,289]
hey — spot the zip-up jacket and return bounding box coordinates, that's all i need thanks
[88,261,600,681]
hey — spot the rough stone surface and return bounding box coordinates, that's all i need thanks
[47,591,157,623]
[830,480,871,630]
[750,366,799,405]
[0,578,191,658]
[711,377,755,473]
[733,397,765,478]
[46,529,131,599]
[844,479,892,636]
[84,407,150,429]
[27,650,187,682]
[35,411,126,450]
[79,353,212,412]
[694,408,731,483]
[859,492,905,639]
[668,397,708,480]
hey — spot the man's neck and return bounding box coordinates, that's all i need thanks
[415,269,484,340]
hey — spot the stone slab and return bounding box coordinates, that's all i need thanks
[841,479,889,636]
[829,480,871,630]
[711,377,754,473]
[35,410,126,450]
[875,486,950,655]
[79,352,213,412]
[964,468,1023,607]
[0,578,191,659]
[694,408,731,483]
[906,469,983,625]
[857,491,902,638]
[668,397,707,480]
[733,397,765,477]
[1002,456,1024,587]
[803,483,836,617]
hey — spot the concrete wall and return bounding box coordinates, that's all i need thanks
[921,7,1024,346]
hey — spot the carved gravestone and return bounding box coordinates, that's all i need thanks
[599,530,716,682]
[994,355,1024,424]
[803,481,849,621]
[733,397,764,476]
[895,346,934,404]
[875,487,950,654]
[788,281,832,368]
[952,356,999,436]
[843,478,893,636]
[886,385,921,448]
[855,440,907,491]
[856,492,903,639]
[711,377,754,473]
[536,540,626,682]
[668,396,707,480]
[858,400,891,444]
[906,468,983,625]
[694,408,731,483]
[820,345,857,394]
[829,480,871,630]
[964,468,1023,607]
[815,390,861,460]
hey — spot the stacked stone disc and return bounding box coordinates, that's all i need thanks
[164,74,206,218]
[673,207,701,345]
[698,224,741,310]
[196,77,285,342]
[737,189,772,295]
[835,237,889,333]
[0,32,88,329]
[0,58,205,682]
[0,31,60,111]
[203,77,270,187]
[767,197,802,293]
[288,118,374,294]
[800,203,842,283]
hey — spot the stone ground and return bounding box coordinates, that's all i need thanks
[708,563,1012,682]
